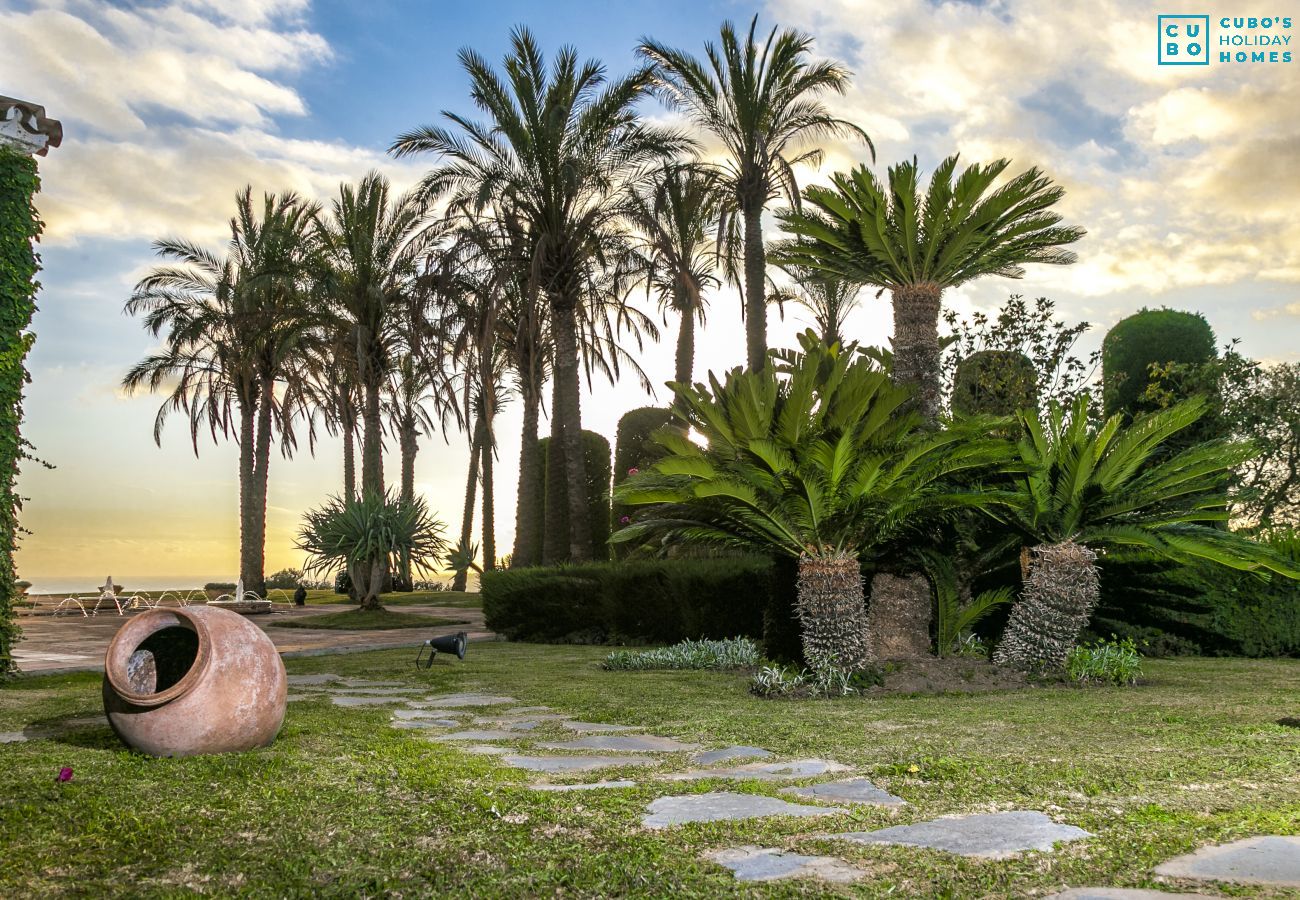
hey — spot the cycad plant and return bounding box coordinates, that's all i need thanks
[777,156,1083,421]
[987,394,1299,671]
[614,333,1000,671]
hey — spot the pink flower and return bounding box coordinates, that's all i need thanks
[57,767,73,783]
[619,516,631,525]
[627,467,639,476]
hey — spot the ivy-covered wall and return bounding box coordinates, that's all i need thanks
[0,147,42,678]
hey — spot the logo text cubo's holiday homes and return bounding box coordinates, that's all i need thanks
[1158,14,1293,65]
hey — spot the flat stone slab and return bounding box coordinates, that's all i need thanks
[560,721,640,733]
[1154,836,1300,887]
[433,729,520,742]
[506,706,554,715]
[706,846,863,884]
[330,695,407,707]
[0,731,27,743]
[834,811,1091,859]
[462,744,511,755]
[692,746,773,765]
[1049,890,1215,899]
[530,780,637,791]
[287,673,341,685]
[337,679,405,687]
[781,778,906,807]
[328,687,427,696]
[540,735,699,753]
[420,693,516,707]
[469,717,542,731]
[392,708,468,721]
[391,718,461,729]
[643,792,846,829]
[287,694,321,702]
[668,758,852,782]
[502,754,658,773]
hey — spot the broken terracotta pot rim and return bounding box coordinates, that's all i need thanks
[104,607,213,708]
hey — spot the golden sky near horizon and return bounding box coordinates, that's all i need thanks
[6,0,1299,586]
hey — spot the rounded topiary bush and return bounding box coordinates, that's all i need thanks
[611,406,675,546]
[1102,308,1216,418]
[951,350,1037,416]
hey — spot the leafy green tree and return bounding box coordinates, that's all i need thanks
[394,28,688,561]
[125,188,318,597]
[777,156,1084,422]
[639,17,869,372]
[614,333,1000,671]
[987,395,1298,671]
[768,260,865,350]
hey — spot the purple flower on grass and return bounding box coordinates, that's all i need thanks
[627,467,639,476]
[57,767,73,783]
[619,516,631,525]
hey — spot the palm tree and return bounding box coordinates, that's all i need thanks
[768,259,865,349]
[392,28,690,561]
[316,172,429,502]
[627,163,728,387]
[987,394,1299,671]
[638,17,870,372]
[124,189,317,597]
[614,334,1000,671]
[777,156,1084,422]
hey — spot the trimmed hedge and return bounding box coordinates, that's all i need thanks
[482,556,774,645]
[952,350,1037,416]
[537,430,612,563]
[611,406,675,545]
[1102,308,1216,419]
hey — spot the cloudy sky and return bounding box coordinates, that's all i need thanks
[6,0,1298,589]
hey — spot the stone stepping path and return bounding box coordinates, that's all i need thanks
[1049,890,1214,899]
[643,792,846,829]
[540,735,700,753]
[286,673,341,686]
[330,687,427,695]
[1153,835,1300,888]
[331,695,411,707]
[433,729,522,742]
[392,708,468,720]
[531,780,637,792]
[706,846,863,884]
[691,746,773,765]
[667,758,851,782]
[559,721,640,733]
[392,718,460,729]
[474,713,569,725]
[503,754,659,773]
[781,778,906,807]
[419,693,517,707]
[833,811,1091,859]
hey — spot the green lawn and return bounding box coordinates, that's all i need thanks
[1,647,1297,897]
[266,608,465,630]
[306,589,482,608]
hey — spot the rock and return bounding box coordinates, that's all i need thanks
[560,721,640,733]
[433,729,520,742]
[337,679,405,687]
[0,732,27,743]
[330,695,405,707]
[530,780,637,791]
[420,693,517,707]
[667,759,851,782]
[392,708,467,721]
[502,754,659,773]
[691,746,773,765]
[706,846,863,883]
[643,792,846,829]
[781,778,906,807]
[1153,836,1300,887]
[539,735,700,753]
[286,673,341,686]
[833,811,1091,859]
[391,718,460,729]
[1049,890,1214,899]
[328,687,426,695]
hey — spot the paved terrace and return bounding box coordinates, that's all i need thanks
[12,602,492,675]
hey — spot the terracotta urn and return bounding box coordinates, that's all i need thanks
[102,605,287,757]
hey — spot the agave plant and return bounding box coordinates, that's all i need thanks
[986,394,1299,671]
[613,333,1001,671]
[297,493,449,610]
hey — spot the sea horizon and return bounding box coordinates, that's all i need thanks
[22,575,249,595]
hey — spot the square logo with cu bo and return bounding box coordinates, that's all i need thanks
[1158,15,1211,65]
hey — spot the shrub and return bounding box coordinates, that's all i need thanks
[951,349,1037,417]
[266,568,303,590]
[611,407,675,547]
[537,430,613,563]
[1102,308,1216,419]
[602,637,760,671]
[204,582,236,591]
[482,556,773,644]
[1065,637,1143,686]
[749,657,880,699]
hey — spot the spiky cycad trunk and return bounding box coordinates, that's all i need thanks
[742,199,768,373]
[452,420,483,592]
[994,541,1101,671]
[795,552,871,673]
[512,385,542,567]
[890,283,944,423]
[864,571,932,659]
[550,299,592,561]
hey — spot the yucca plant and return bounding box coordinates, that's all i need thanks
[776,156,1084,422]
[613,333,1001,671]
[987,394,1299,671]
[297,493,449,610]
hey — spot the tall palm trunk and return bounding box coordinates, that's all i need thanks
[795,552,871,673]
[674,283,695,386]
[481,429,495,572]
[342,424,356,500]
[396,412,418,591]
[864,571,932,659]
[890,283,944,423]
[357,326,384,498]
[512,379,542,567]
[550,299,592,562]
[994,541,1101,672]
[452,420,484,592]
[236,387,259,596]
[742,198,768,373]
